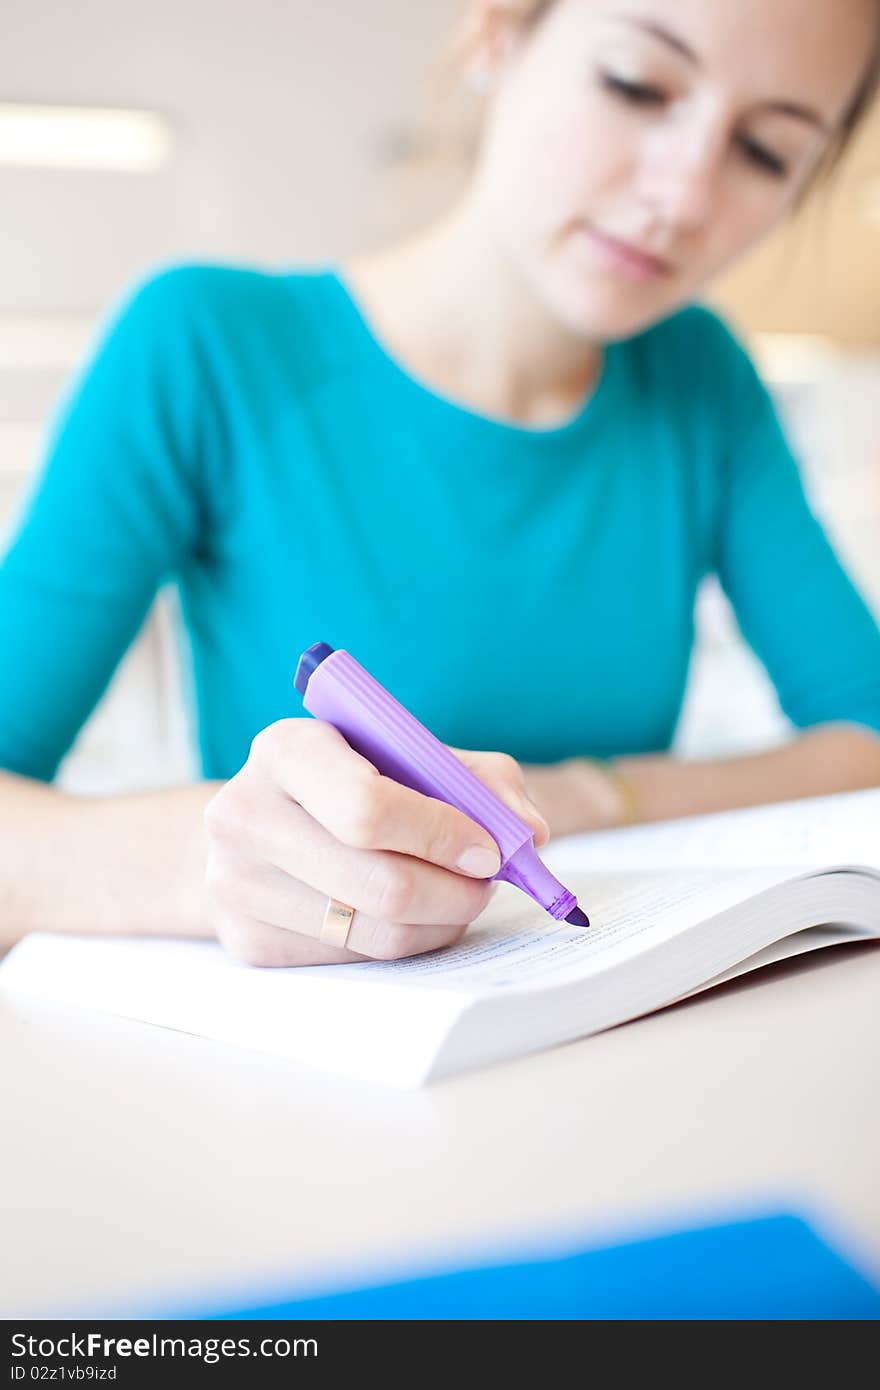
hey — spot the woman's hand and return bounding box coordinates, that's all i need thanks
[203,720,549,967]
[521,757,630,838]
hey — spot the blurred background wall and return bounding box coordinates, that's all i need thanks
[2,0,879,792]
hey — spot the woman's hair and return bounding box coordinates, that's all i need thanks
[821,5,880,179]
[437,0,880,193]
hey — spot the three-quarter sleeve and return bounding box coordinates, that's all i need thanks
[715,333,880,736]
[0,266,210,780]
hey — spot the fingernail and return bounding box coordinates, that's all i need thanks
[456,845,501,878]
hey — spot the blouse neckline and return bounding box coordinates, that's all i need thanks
[323,265,618,444]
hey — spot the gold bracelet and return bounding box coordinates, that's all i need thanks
[586,757,639,826]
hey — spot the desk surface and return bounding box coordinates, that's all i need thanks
[2,937,879,1317]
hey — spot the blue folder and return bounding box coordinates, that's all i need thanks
[212,1214,880,1320]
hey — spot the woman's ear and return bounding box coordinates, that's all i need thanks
[458,0,534,94]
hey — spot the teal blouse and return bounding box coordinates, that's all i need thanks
[1,262,879,782]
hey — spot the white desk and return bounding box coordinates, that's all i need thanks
[2,939,878,1317]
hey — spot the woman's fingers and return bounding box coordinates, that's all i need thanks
[205,720,546,969]
[212,904,353,966]
[206,790,493,928]
[252,720,503,876]
[208,859,474,964]
[449,747,551,847]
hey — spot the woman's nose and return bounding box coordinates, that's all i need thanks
[636,125,725,236]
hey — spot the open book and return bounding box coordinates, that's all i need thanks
[2,788,878,1088]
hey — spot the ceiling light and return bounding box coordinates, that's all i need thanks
[0,422,44,475]
[0,103,172,172]
[0,315,94,369]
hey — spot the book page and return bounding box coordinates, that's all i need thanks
[323,866,793,995]
[684,924,858,998]
[0,933,474,1089]
[3,860,873,1087]
[543,787,880,878]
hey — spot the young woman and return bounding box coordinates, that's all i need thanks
[1,0,879,966]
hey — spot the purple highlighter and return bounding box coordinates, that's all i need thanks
[293,642,591,928]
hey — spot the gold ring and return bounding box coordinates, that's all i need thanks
[320,897,356,949]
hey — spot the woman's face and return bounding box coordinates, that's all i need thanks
[473,0,875,339]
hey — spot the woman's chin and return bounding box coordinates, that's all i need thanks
[545,274,686,343]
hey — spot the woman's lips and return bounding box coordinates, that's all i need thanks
[580,222,675,281]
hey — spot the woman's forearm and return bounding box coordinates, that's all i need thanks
[524,723,880,837]
[612,723,880,825]
[0,771,218,949]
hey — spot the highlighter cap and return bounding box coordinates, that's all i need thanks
[294,641,335,696]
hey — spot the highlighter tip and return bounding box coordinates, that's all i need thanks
[565,905,590,929]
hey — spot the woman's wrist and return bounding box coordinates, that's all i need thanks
[567,757,638,830]
[587,758,639,827]
[0,776,218,944]
[522,757,639,837]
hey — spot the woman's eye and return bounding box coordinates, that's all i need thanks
[739,135,788,178]
[598,71,666,106]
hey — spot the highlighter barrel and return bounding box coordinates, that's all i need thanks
[294,642,589,927]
